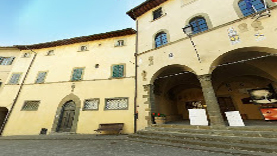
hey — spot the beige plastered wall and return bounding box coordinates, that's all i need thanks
[2,35,136,136]
[0,47,21,109]
[135,1,277,130]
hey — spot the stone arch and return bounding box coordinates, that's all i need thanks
[145,64,201,125]
[150,64,196,84]
[51,93,81,133]
[209,47,277,73]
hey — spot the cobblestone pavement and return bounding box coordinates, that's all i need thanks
[0,135,232,156]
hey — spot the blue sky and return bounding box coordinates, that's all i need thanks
[0,0,145,46]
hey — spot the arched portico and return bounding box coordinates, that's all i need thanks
[210,47,277,126]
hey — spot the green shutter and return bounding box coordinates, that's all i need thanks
[112,65,124,78]
[72,68,83,81]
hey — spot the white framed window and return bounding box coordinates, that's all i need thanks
[105,97,128,110]
[116,40,125,47]
[83,99,100,110]
[21,101,40,111]
[9,73,22,84]
[0,57,15,65]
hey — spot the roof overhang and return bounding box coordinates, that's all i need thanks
[126,0,168,20]
[15,28,136,50]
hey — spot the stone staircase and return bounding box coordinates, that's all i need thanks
[128,124,277,156]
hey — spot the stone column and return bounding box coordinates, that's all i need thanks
[198,74,225,128]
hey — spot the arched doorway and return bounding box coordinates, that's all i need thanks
[0,107,8,131]
[51,93,81,133]
[151,65,206,124]
[211,47,277,126]
[57,101,76,132]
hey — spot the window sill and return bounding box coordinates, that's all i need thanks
[114,45,126,47]
[151,13,167,22]
[77,50,89,52]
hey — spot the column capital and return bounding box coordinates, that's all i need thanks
[197,74,212,82]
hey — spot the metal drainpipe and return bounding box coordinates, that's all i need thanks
[133,11,139,134]
[0,46,37,136]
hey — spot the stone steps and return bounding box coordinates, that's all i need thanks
[128,134,276,156]
[146,127,277,138]
[128,125,277,155]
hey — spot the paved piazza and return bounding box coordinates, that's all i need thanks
[0,137,231,156]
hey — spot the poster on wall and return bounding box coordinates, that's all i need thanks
[188,109,208,126]
[225,111,245,126]
[260,108,277,120]
[248,86,277,104]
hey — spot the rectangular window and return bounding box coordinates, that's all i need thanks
[0,57,15,65]
[153,8,162,20]
[112,65,124,78]
[116,40,124,46]
[83,99,100,110]
[80,46,88,51]
[71,68,84,81]
[9,73,21,84]
[22,101,40,111]
[35,71,47,84]
[105,98,128,110]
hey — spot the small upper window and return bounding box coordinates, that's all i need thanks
[46,50,54,56]
[189,17,208,34]
[116,40,124,47]
[155,32,168,48]
[0,57,15,65]
[22,52,31,58]
[80,46,88,51]
[153,8,163,20]
[238,0,266,17]
[71,68,84,81]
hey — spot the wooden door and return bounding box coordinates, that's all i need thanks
[58,101,76,132]
[217,97,236,119]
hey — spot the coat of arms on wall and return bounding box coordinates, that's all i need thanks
[227,27,240,45]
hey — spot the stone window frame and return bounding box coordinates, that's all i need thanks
[35,71,48,84]
[0,56,15,65]
[8,72,22,85]
[152,29,170,49]
[110,63,126,79]
[83,98,100,111]
[104,97,129,110]
[185,13,213,34]
[233,0,276,18]
[70,67,85,81]
[21,100,40,111]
